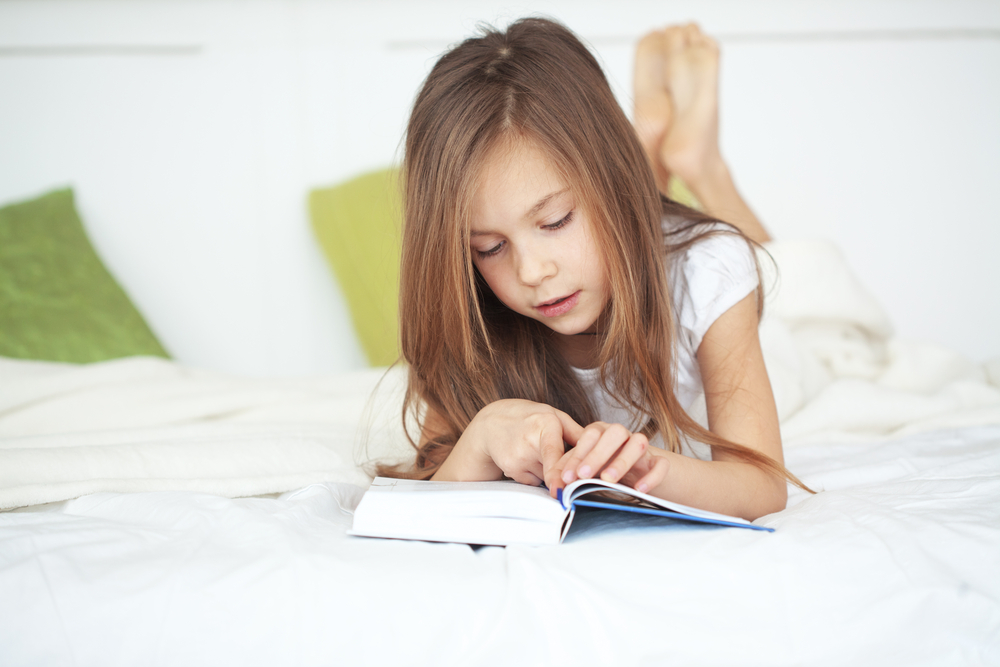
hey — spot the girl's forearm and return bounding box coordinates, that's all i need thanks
[648,449,787,521]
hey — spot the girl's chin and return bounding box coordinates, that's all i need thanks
[543,320,600,337]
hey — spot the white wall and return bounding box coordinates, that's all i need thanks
[1,0,998,376]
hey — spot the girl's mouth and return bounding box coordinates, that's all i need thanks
[536,291,580,318]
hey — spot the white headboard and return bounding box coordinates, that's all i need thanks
[1,0,997,375]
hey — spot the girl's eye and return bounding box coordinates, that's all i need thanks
[473,210,573,260]
[476,241,504,259]
[543,210,574,230]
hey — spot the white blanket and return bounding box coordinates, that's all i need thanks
[0,360,397,509]
[1,239,997,510]
[758,241,1000,440]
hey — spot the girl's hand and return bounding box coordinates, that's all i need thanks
[554,422,670,495]
[434,399,585,492]
[616,447,671,495]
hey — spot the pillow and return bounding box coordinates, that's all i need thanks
[309,169,401,367]
[668,176,700,209]
[0,188,169,363]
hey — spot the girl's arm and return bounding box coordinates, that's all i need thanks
[645,291,785,519]
[554,291,785,521]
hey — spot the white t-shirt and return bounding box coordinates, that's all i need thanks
[572,224,758,459]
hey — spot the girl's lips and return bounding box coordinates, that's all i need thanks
[536,291,580,318]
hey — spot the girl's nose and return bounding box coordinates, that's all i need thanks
[516,248,556,286]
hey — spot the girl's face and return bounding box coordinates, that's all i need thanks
[469,140,610,340]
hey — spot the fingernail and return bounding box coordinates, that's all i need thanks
[562,469,576,483]
[578,465,592,479]
[601,468,617,481]
[637,483,649,493]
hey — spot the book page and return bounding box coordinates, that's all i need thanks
[564,478,753,525]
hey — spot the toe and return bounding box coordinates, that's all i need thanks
[636,29,664,56]
[634,32,666,96]
[690,24,718,52]
[683,23,702,44]
[663,25,685,53]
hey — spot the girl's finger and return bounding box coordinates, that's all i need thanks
[599,433,649,484]
[576,424,631,479]
[560,424,606,484]
[540,411,587,494]
[633,454,670,495]
[529,459,546,486]
[554,447,576,470]
[549,449,577,495]
[512,470,543,487]
[552,409,586,447]
[538,417,572,492]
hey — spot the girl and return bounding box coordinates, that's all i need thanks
[385,18,808,521]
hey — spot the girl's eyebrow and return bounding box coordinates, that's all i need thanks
[470,188,570,237]
[526,188,569,218]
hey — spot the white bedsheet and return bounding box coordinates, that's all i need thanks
[0,425,997,666]
[1,239,999,665]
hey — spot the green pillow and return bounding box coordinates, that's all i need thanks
[667,176,700,209]
[309,169,402,367]
[0,188,169,363]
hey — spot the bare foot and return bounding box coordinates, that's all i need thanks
[658,24,724,186]
[632,29,673,192]
[634,24,770,242]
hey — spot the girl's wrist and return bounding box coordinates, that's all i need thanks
[433,426,503,482]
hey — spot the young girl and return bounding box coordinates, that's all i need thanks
[385,18,808,521]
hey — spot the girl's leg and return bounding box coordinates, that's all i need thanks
[633,24,772,243]
[633,30,674,194]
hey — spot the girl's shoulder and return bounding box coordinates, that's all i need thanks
[664,219,759,348]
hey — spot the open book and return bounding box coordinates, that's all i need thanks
[349,476,774,546]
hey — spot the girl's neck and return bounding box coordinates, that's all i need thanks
[555,331,602,369]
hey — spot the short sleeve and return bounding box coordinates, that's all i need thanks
[669,228,759,355]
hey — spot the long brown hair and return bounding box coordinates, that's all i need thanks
[384,17,806,491]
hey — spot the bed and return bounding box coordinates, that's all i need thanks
[3,2,999,663]
[2,239,998,666]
